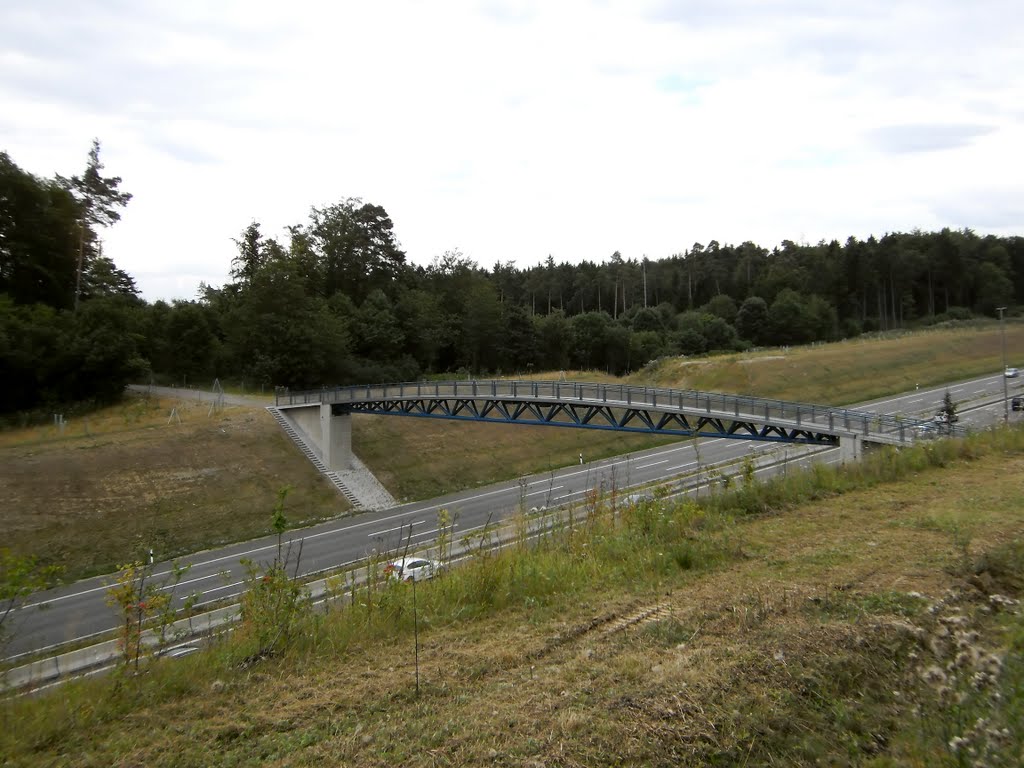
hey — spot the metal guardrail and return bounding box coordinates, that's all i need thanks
[277,379,965,443]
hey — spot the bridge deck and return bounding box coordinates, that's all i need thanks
[276,379,958,446]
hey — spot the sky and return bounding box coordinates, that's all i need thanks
[3,0,1023,302]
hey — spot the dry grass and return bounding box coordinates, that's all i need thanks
[354,415,675,501]
[0,396,344,579]
[2,323,1021,581]
[6,437,1022,766]
[637,322,1024,403]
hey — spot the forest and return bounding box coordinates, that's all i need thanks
[3,144,1023,416]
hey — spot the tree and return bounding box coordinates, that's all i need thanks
[0,296,66,410]
[221,259,351,387]
[701,294,738,325]
[230,221,266,285]
[604,323,632,374]
[675,311,708,355]
[62,297,150,404]
[629,306,663,333]
[353,290,404,361]
[164,301,219,379]
[395,288,447,372]
[630,330,664,367]
[939,390,958,430]
[309,198,406,303]
[58,139,132,311]
[534,311,572,370]
[973,262,1014,316]
[700,313,738,351]
[460,278,502,372]
[805,294,839,342]
[767,289,815,346]
[735,296,769,345]
[0,152,80,308]
[570,311,611,369]
[238,488,310,660]
[496,302,538,373]
[79,254,139,302]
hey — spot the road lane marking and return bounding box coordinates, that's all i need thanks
[526,485,563,496]
[367,520,425,538]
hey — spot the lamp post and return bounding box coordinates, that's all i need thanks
[998,306,1008,424]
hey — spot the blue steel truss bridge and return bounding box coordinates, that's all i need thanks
[272,380,955,473]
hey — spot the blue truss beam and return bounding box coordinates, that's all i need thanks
[338,397,839,447]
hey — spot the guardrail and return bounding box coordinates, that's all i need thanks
[277,379,966,443]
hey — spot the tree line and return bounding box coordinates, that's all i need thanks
[3,144,1022,416]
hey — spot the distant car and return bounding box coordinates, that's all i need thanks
[1006,367,1019,378]
[622,491,654,506]
[933,411,959,425]
[384,557,443,583]
[1013,396,1023,412]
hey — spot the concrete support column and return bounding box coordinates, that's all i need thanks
[838,434,861,463]
[321,404,353,471]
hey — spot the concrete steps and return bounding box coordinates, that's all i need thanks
[266,406,362,508]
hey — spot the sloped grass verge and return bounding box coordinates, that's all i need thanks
[3,427,1023,766]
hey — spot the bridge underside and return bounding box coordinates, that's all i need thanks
[335,396,841,447]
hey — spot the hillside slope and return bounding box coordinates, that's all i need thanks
[5,433,1023,765]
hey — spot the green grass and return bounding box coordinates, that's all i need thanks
[3,425,1024,765]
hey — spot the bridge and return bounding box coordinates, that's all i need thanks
[272,379,938,474]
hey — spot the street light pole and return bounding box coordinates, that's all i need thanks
[998,306,1008,424]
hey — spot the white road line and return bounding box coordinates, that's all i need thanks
[367,520,424,538]
[22,437,733,610]
[526,485,563,496]
[669,460,699,472]
[636,459,668,469]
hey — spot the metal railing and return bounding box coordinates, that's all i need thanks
[277,379,965,443]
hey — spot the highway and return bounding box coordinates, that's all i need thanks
[5,372,1019,662]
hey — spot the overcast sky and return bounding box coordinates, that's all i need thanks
[3,0,1022,302]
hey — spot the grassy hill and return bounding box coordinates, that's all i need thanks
[4,423,1023,765]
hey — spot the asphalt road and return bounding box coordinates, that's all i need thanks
[6,373,1019,661]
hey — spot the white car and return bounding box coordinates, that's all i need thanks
[384,557,443,582]
[1005,367,1019,378]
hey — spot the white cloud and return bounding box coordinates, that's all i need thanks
[2,0,1022,301]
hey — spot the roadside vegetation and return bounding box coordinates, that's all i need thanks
[3,425,1023,765]
[3,325,1024,582]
